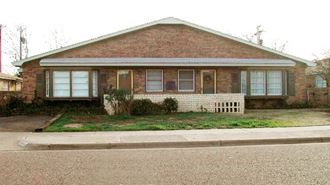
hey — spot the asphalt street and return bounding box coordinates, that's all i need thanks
[1,143,330,185]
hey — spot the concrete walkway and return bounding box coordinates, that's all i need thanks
[13,126,330,150]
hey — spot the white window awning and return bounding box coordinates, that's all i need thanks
[40,58,296,67]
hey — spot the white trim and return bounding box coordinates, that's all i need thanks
[40,58,296,67]
[146,69,164,92]
[14,17,312,67]
[178,69,195,92]
[45,71,50,98]
[240,71,247,95]
[92,70,98,97]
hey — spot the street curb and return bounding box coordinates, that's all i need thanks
[34,113,63,132]
[19,136,330,150]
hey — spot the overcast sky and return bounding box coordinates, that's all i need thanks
[1,0,329,74]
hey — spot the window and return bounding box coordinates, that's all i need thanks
[72,71,89,97]
[241,70,286,96]
[315,76,327,88]
[93,71,98,97]
[16,82,22,91]
[53,71,70,97]
[1,81,8,91]
[240,71,247,95]
[146,70,163,92]
[50,70,98,98]
[45,71,49,97]
[250,71,265,95]
[267,71,282,95]
[178,70,194,92]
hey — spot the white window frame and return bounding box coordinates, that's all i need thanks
[240,71,247,95]
[53,71,71,98]
[72,71,89,98]
[267,71,283,96]
[178,69,195,92]
[45,71,50,97]
[92,70,98,97]
[250,71,266,96]
[146,69,163,92]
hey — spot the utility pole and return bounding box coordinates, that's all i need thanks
[18,26,23,60]
[254,25,264,45]
[17,26,28,60]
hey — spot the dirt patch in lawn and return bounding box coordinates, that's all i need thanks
[64,124,83,128]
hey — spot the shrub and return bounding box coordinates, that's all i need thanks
[163,97,178,113]
[105,88,133,115]
[286,102,314,109]
[131,99,153,115]
[131,99,163,115]
[0,93,26,116]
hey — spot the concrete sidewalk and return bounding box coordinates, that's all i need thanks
[16,126,330,150]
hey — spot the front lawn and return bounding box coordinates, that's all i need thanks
[45,112,292,132]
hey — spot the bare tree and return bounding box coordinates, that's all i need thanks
[242,25,288,52]
[3,25,29,61]
[271,41,288,52]
[1,25,29,74]
[46,28,70,50]
[243,25,264,45]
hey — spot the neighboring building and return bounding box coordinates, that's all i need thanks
[306,58,329,89]
[306,58,330,107]
[13,17,313,109]
[0,73,22,91]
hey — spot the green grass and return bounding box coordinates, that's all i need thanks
[45,112,290,132]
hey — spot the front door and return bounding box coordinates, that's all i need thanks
[201,70,216,94]
[117,70,132,92]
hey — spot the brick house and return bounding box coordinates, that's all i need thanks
[0,73,22,92]
[13,17,313,111]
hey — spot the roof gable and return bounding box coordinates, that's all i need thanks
[13,17,313,66]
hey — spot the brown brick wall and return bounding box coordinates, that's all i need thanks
[21,24,307,105]
[306,75,330,105]
[307,87,330,105]
[50,24,286,59]
[287,63,307,104]
[22,60,44,102]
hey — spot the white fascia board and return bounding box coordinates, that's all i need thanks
[40,59,295,67]
[41,63,295,67]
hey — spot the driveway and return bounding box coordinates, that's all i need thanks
[0,115,53,132]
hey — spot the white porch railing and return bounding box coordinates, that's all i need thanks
[104,93,245,115]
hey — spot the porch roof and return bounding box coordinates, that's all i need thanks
[40,58,296,67]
